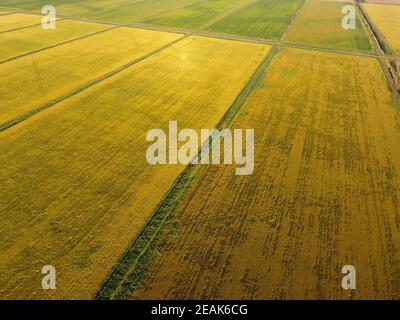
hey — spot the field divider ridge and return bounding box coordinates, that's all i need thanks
[0,35,188,133]
[0,18,64,34]
[280,0,305,42]
[0,5,383,58]
[0,11,15,16]
[0,25,118,65]
[94,46,279,300]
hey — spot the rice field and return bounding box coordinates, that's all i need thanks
[0,35,269,299]
[0,0,201,22]
[0,19,108,61]
[363,3,400,53]
[131,48,400,300]
[285,0,372,51]
[0,12,43,32]
[141,0,251,29]
[0,26,181,127]
[0,0,399,303]
[206,0,303,40]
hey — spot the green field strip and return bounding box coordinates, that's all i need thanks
[140,0,252,30]
[0,4,387,60]
[356,2,383,54]
[95,46,278,300]
[358,3,392,54]
[0,0,203,23]
[206,0,303,40]
[0,35,186,132]
[198,0,255,30]
[0,20,112,63]
[135,0,210,23]
[284,0,372,52]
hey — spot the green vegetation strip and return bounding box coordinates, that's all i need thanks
[95,47,279,300]
[357,3,389,54]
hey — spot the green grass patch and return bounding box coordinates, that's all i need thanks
[206,0,303,40]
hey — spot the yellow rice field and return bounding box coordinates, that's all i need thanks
[0,19,109,61]
[0,27,182,127]
[0,36,270,299]
[364,3,400,53]
[134,48,400,300]
[0,13,43,32]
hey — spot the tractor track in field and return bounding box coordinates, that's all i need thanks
[0,35,187,133]
[0,5,394,59]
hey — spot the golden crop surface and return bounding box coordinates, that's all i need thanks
[364,3,400,53]
[134,48,400,300]
[285,0,372,51]
[0,27,181,127]
[0,19,109,62]
[0,13,43,32]
[0,36,270,299]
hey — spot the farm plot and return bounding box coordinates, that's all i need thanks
[0,36,270,299]
[0,12,43,32]
[206,0,303,40]
[0,0,201,22]
[0,19,108,62]
[285,0,372,51]
[0,27,182,127]
[132,48,400,300]
[363,3,400,53]
[141,0,250,30]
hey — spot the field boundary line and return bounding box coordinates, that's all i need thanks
[0,35,187,133]
[0,18,64,34]
[280,0,305,41]
[0,5,386,58]
[356,2,400,106]
[356,2,385,55]
[94,47,279,300]
[0,11,14,16]
[0,25,118,65]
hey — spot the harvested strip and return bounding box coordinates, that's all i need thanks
[0,13,43,32]
[0,19,109,62]
[133,48,400,300]
[0,36,270,299]
[0,27,182,126]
